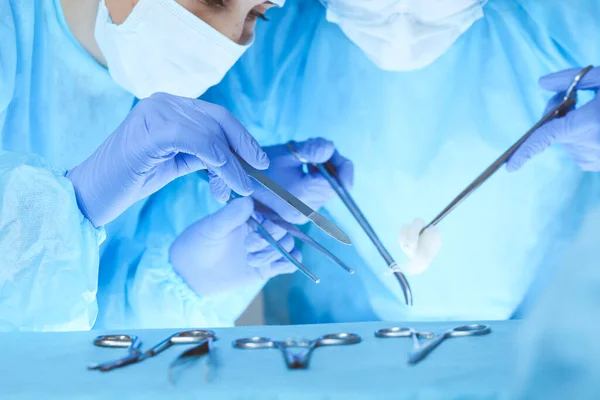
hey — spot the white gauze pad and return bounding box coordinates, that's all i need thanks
[396,218,441,275]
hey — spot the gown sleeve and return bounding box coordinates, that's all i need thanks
[0,0,104,332]
[122,174,264,329]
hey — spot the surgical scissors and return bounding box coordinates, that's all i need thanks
[88,330,217,372]
[374,327,435,351]
[423,65,594,231]
[138,329,217,362]
[232,333,362,369]
[88,334,143,372]
[406,324,491,365]
[286,142,413,306]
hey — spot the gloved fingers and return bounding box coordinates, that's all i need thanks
[247,233,295,267]
[150,112,230,168]
[209,147,255,196]
[272,249,302,270]
[258,251,301,280]
[251,187,311,225]
[196,101,270,170]
[326,151,354,190]
[208,171,232,203]
[301,173,338,205]
[292,138,336,164]
[149,108,255,195]
[271,206,309,225]
[150,153,209,186]
[543,92,570,116]
[539,67,600,92]
[245,220,288,252]
[257,173,336,224]
[506,117,565,172]
[508,94,600,172]
[172,153,209,175]
[195,197,254,239]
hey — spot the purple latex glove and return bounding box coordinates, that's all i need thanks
[67,93,269,227]
[507,67,600,172]
[169,197,298,297]
[251,138,354,224]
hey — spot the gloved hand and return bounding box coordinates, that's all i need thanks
[67,93,269,227]
[252,138,354,224]
[507,67,600,172]
[169,197,298,297]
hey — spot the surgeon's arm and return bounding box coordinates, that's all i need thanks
[0,151,103,331]
[123,173,297,329]
[0,4,102,332]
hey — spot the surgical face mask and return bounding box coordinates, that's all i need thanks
[95,0,251,99]
[321,0,487,71]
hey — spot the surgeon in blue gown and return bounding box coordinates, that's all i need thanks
[0,0,316,331]
[203,0,600,324]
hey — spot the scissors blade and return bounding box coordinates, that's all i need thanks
[88,353,142,372]
[168,339,217,385]
[234,156,352,246]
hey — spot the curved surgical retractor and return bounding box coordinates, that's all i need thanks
[285,142,413,306]
[423,65,594,232]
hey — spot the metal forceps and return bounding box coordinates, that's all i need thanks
[254,200,355,275]
[197,170,321,283]
[286,141,413,306]
[234,154,351,245]
[88,334,142,372]
[407,324,491,365]
[374,327,435,352]
[423,65,594,231]
[232,333,362,369]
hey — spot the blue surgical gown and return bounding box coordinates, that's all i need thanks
[0,0,261,331]
[203,0,600,323]
[512,185,600,399]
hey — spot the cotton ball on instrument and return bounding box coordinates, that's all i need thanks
[397,219,441,275]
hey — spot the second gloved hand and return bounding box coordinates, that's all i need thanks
[252,138,354,224]
[67,93,269,227]
[169,197,298,297]
[507,67,600,172]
